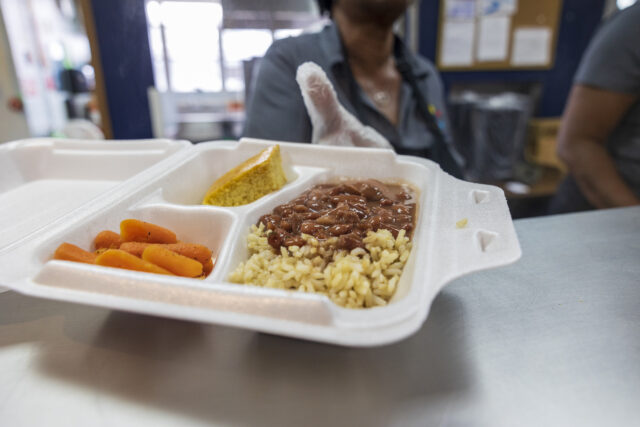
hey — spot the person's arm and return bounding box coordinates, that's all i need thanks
[557,84,640,208]
[242,41,312,143]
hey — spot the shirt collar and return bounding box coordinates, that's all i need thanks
[320,22,345,68]
[320,21,431,79]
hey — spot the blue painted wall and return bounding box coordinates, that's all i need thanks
[91,0,154,139]
[419,0,607,117]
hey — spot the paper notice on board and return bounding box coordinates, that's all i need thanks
[511,27,552,66]
[441,20,475,66]
[481,0,518,16]
[445,0,477,20]
[476,15,511,61]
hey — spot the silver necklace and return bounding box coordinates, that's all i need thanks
[372,90,392,106]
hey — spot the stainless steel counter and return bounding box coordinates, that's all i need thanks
[1,207,638,426]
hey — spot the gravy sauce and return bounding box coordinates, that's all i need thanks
[258,179,417,251]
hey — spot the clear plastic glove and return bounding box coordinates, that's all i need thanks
[296,62,392,149]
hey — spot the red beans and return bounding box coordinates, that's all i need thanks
[257,180,416,250]
[300,221,318,234]
[392,205,411,215]
[338,233,364,251]
[284,236,305,247]
[267,231,283,248]
[303,211,322,220]
[280,220,292,232]
[329,224,352,236]
[316,214,337,226]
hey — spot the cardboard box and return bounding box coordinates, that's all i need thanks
[526,118,567,172]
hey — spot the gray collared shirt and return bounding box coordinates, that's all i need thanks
[550,4,640,213]
[573,4,640,197]
[243,23,458,161]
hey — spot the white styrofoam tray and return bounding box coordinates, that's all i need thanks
[0,138,521,346]
[0,138,190,254]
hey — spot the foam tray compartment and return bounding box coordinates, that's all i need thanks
[0,138,521,346]
[0,138,188,252]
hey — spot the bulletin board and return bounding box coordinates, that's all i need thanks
[436,0,564,71]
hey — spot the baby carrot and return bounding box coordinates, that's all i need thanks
[120,219,177,244]
[120,242,212,264]
[93,230,123,250]
[53,242,96,264]
[202,257,214,277]
[118,242,148,257]
[166,243,212,265]
[142,245,203,278]
[95,249,174,275]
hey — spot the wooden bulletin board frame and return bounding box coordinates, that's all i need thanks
[436,0,564,71]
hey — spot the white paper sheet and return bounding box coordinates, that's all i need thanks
[440,20,475,66]
[511,27,552,66]
[476,15,511,62]
[445,0,477,20]
[481,0,518,16]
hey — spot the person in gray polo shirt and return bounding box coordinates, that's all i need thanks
[242,0,463,177]
[550,3,640,213]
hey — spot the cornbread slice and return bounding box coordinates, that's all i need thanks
[202,145,287,206]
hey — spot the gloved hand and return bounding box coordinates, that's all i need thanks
[295,62,392,149]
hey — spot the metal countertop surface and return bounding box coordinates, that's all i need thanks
[0,207,638,426]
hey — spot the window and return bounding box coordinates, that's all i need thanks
[146,0,223,92]
[617,0,637,9]
[145,0,322,94]
[274,28,304,40]
[221,29,272,91]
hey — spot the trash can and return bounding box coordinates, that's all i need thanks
[449,92,532,182]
